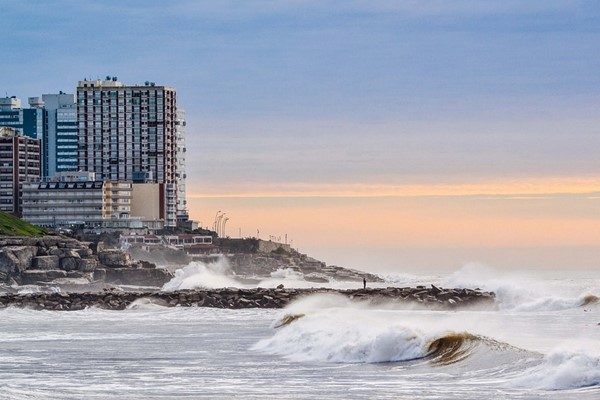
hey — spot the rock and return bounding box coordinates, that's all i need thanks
[103,267,172,287]
[31,256,60,270]
[276,284,284,289]
[93,268,107,281]
[0,246,38,276]
[0,251,21,280]
[21,269,67,284]
[74,248,93,258]
[77,258,98,272]
[98,250,131,268]
[60,257,80,271]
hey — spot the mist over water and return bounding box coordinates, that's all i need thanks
[1,264,598,399]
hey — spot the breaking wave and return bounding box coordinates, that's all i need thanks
[254,300,517,365]
[254,295,600,392]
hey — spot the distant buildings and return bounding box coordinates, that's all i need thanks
[42,93,78,176]
[0,96,45,140]
[0,76,191,230]
[0,127,41,215]
[21,172,166,231]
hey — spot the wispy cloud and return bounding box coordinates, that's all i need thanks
[187,177,600,199]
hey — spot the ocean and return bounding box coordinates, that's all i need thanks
[0,265,598,399]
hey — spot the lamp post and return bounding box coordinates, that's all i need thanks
[222,217,229,238]
[213,210,221,232]
[217,212,226,237]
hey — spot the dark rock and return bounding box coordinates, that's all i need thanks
[31,256,60,270]
[98,250,131,267]
[60,257,80,271]
[77,258,98,272]
[21,269,67,284]
[93,268,107,281]
[103,267,172,287]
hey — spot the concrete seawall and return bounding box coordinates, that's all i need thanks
[0,286,495,311]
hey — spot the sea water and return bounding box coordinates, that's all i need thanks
[0,266,598,399]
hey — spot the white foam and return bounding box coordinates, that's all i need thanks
[162,257,242,290]
[514,347,600,390]
[253,308,431,363]
[444,263,599,312]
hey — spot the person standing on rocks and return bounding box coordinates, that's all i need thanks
[363,277,367,290]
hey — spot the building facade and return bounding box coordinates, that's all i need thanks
[42,92,78,177]
[21,172,132,228]
[76,77,179,227]
[0,127,41,215]
[175,109,188,222]
[0,97,45,140]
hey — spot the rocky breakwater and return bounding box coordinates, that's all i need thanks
[0,285,495,311]
[0,236,172,288]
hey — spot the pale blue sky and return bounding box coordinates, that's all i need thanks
[3,1,600,269]
[2,0,600,191]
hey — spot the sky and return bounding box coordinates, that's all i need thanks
[2,1,600,272]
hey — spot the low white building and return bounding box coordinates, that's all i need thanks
[21,172,132,228]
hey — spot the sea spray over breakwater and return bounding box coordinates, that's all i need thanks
[162,257,240,290]
[162,260,599,312]
[443,264,600,311]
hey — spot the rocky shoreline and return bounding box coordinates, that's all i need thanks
[0,285,495,311]
[0,236,172,288]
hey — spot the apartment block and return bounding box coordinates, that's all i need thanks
[21,172,132,228]
[0,127,41,215]
[175,109,188,222]
[76,77,179,227]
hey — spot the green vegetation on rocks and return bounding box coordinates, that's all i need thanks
[0,212,47,236]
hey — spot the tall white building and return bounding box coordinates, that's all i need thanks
[76,77,180,227]
[175,109,188,221]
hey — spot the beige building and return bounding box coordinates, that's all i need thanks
[131,183,163,221]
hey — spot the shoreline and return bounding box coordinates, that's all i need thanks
[0,285,495,311]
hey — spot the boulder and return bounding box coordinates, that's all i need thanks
[74,247,93,258]
[21,269,67,284]
[98,250,131,268]
[60,257,79,271]
[0,246,38,279]
[77,258,98,272]
[93,268,107,281]
[31,256,60,270]
[103,267,173,287]
[0,251,20,280]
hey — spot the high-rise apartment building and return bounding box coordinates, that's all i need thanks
[42,92,78,177]
[175,109,188,221]
[76,77,179,226]
[0,127,41,215]
[0,97,45,140]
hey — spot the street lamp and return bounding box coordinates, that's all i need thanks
[222,217,229,238]
[213,210,221,232]
[217,212,226,237]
